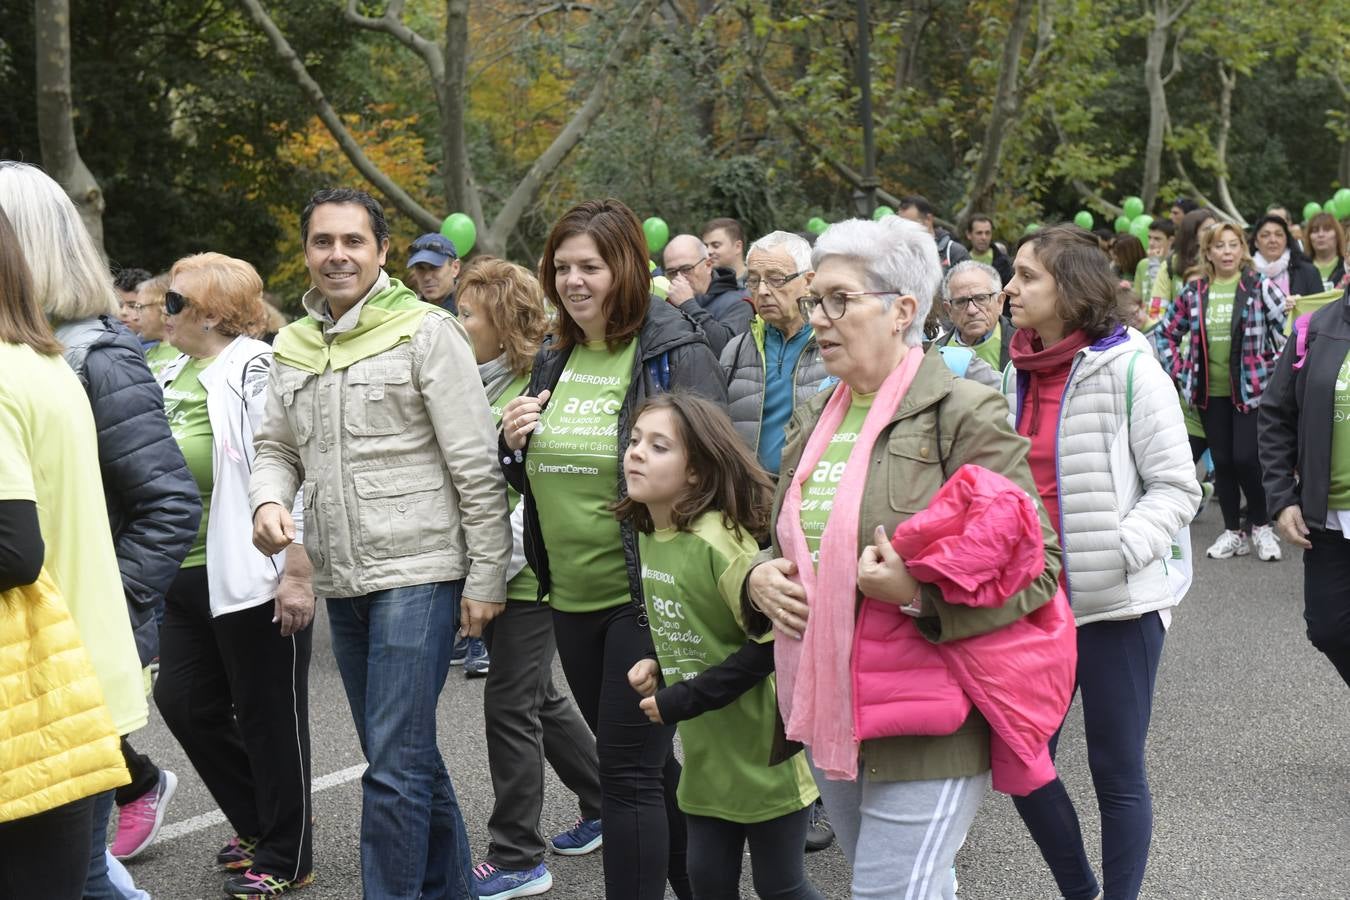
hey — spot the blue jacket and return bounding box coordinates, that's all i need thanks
[57,316,201,665]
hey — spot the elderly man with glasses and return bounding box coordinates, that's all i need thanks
[934,260,1013,373]
[721,231,829,480]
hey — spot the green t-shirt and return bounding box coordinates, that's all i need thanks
[144,341,181,381]
[1329,351,1350,508]
[639,513,818,822]
[164,356,215,568]
[490,373,542,603]
[0,343,147,735]
[1205,277,1239,398]
[957,320,1003,371]
[1316,259,1338,291]
[800,391,872,566]
[969,249,994,265]
[527,340,639,613]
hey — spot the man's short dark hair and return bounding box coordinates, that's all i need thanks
[300,188,390,246]
[899,195,935,219]
[113,267,152,292]
[1149,219,1175,238]
[701,217,744,245]
[965,214,993,233]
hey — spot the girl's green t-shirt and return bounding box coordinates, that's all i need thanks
[164,356,215,568]
[1316,258,1338,291]
[1205,278,1239,398]
[799,391,872,566]
[639,512,818,822]
[527,340,638,613]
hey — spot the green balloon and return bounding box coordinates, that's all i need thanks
[1023,222,1041,236]
[439,213,477,256]
[643,217,669,253]
[1303,201,1323,222]
[1128,214,1154,240]
[807,216,828,235]
[1114,215,1131,233]
[1335,188,1350,207]
[1327,198,1343,220]
[873,205,895,221]
[1122,196,1145,219]
[1073,211,1094,230]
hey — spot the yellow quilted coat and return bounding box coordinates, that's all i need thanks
[0,569,128,823]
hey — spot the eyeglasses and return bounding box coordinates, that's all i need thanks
[796,290,899,321]
[164,290,191,316]
[945,291,1001,310]
[745,271,805,291]
[665,261,707,280]
[119,301,160,313]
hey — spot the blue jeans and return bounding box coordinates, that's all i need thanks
[1013,611,1166,900]
[85,791,137,899]
[328,581,474,900]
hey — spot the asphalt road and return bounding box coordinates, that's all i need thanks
[124,501,1349,899]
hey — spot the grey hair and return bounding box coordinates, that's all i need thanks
[939,260,1003,304]
[747,230,812,272]
[0,162,117,323]
[811,216,941,347]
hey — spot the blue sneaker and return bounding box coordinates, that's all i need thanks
[464,638,490,678]
[472,862,552,900]
[450,634,471,666]
[548,817,602,856]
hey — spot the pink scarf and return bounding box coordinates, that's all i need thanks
[775,347,925,781]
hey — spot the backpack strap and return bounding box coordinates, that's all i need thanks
[645,351,671,392]
[1292,315,1312,371]
[1125,350,1142,419]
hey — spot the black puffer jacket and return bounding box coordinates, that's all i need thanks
[57,316,201,665]
[501,298,728,618]
[679,266,752,355]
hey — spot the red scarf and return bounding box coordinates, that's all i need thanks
[1008,328,1093,437]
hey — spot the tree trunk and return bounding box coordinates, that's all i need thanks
[440,0,477,223]
[34,0,105,252]
[961,0,1036,221]
[1140,5,1172,211]
[1340,135,1350,188]
[1212,63,1246,227]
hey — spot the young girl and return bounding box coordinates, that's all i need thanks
[617,393,823,900]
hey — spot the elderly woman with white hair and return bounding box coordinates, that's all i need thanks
[721,230,827,477]
[742,216,1069,898]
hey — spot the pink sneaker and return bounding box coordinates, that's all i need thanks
[111,770,178,860]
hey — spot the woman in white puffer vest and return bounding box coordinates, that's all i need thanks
[997,224,1201,900]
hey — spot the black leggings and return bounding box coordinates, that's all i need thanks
[1304,528,1350,686]
[685,806,823,900]
[1200,395,1267,530]
[0,795,96,898]
[552,603,690,900]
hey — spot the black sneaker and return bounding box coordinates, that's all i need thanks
[805,798,835,852]
[223,868,314,897]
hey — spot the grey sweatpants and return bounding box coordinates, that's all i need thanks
[482,599,603,869]
[812,761,989,900]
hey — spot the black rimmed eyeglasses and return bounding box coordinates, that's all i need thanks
[795,290,901,321]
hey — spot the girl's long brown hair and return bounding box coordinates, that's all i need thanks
[614,391,773,542]
[0,206,61,355]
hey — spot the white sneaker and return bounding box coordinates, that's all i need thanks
[1206,529,1250,559]
[1251,524,1282,561]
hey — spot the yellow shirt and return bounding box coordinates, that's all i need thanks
[0,343,148,736]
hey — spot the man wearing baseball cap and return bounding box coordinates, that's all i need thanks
[406,233,461,313]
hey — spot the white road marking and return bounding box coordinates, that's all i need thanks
[155,763,368,843]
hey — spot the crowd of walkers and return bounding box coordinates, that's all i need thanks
[1,155,1347,900]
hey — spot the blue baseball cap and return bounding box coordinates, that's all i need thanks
[407,233,458,268]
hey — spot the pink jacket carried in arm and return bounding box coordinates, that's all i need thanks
[851,464,1078,796]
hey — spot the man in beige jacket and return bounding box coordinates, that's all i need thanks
[250,188,509,899]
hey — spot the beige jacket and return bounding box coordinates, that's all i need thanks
[249,272,510,601]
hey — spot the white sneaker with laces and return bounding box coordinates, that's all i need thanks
[1206,530,1250,559]
[1251,524,1282,561]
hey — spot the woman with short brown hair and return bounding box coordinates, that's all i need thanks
[499,198,726,900]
